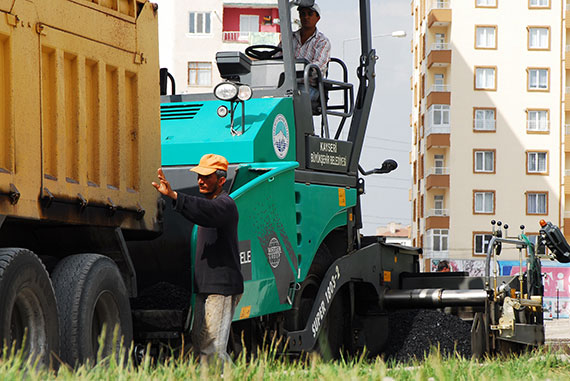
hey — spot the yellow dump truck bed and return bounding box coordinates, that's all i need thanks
[0,0,160,231]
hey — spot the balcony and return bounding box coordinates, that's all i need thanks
[566,125,570,150]
[566,46,570,69]
[566,86,570,111]
[422,249,449,259]
[426,167,449,190]
[427,43,451,69]
[426,84,450,108]
[427,1,451,28]
[567,3,570,24]
[222,31,280,45]
[426,126,450,149]
[425,208,450,230]
[565,170,570,194]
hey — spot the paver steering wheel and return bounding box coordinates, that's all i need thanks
[245,45,283,60]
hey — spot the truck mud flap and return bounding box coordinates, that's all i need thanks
[284,243,385,352]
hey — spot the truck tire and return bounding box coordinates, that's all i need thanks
[0,248,59,367]
[51,254,132,365]
[285,244,348,359]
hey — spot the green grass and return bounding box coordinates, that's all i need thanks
[2,340,570,381]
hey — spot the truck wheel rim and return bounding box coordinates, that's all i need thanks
[11,288,47,356]
[91,291,121,355]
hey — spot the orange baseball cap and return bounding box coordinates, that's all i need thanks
[190,154,229,176]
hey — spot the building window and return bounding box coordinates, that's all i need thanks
[528,68,549,91]
[527,110,549,132]
[473,108,496,131]
[527,192,547,215]
[434,195,445,215]
[475,67,496,90]
[475,26,496,49]
[528,27,550,50]
[476,0,497,7]
[188,62,212,86]
[427,105,450,131]
[474,233,493,255]
[434,154,445,174]
[431,229,449,252]
[239,14,260,40]
[474,150,495,173]
[529,0,549,8]
[527,151,548,174]
[189,12,211,34]
[434,33,446,49]
[474,191,494,214]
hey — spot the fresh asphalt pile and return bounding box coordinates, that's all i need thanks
[130,282,191,310]
[382,309,472,362]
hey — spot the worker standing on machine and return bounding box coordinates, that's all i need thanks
[152,154,243,366]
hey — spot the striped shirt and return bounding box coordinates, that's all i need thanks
[292,28,331,78]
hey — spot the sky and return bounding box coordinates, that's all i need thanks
[319,0,413,235]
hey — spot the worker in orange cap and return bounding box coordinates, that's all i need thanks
[153,154,243,366]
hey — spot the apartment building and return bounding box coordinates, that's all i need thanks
[410,0,564,270]
[155,0,279,94]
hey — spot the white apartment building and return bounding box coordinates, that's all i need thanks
[410,0,565,270]
[154,0,279,94]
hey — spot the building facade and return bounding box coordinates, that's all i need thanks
[155,0,279,94]
[410,0,564,270]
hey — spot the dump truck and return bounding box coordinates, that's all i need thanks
[0,0,160,365]
[0,0,560,367]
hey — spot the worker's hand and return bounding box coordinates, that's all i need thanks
[152,168,177,200]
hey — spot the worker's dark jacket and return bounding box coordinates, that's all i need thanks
[173,191,244,295]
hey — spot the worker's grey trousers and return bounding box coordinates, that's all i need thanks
[192,293,242,366]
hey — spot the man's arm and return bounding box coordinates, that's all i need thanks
[174,193,236,228]
[312,37,331,76]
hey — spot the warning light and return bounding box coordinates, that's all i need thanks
[539,219,547,227]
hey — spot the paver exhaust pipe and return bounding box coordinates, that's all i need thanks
[382,289,489,309]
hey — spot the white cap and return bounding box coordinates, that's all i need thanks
[298,2,321,16]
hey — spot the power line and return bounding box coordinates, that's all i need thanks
[373,177,411,182]
[363,145,410,153]
[365,136,410,145]
[365,184,410,190]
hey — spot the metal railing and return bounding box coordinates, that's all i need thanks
[427,208,449,217]
[564,169,570,177]
[222,31,280,45]
[426,167,450,176]
[566,86,570,93]
[473,120,496,131]
[426,84,450,95]
[526,120,549,131]
[223,31,250,42]
[427,43,450,55]
[565,124,570,135]
[565,45,570,52]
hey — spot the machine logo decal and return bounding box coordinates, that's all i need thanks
[239,240,252,281]
[267,237,282,268]
[272,114,289,159]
